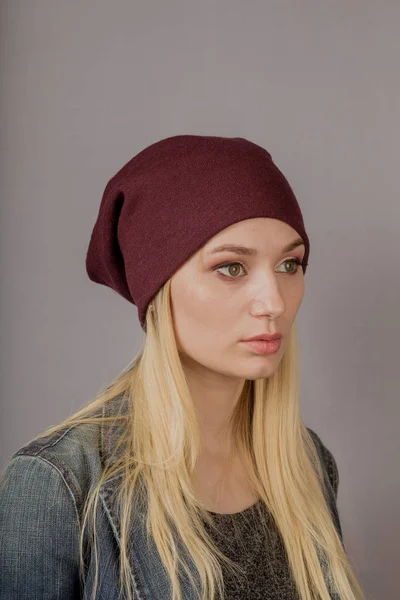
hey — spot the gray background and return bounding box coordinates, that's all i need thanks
[1,1,399,598]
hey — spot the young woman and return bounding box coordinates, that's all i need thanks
[0,135,365,600]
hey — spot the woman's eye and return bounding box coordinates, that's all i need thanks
[277,258,303,275]
[215,262,246,278]
[214,258,303,279]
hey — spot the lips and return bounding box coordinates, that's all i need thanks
[241,338,282,355]
[243,333,282,342]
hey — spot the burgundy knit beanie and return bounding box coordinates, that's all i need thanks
[85,135,310,332]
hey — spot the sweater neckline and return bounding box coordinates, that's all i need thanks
[205,498,262,518]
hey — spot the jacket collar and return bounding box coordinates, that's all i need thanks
[99,392,198,600]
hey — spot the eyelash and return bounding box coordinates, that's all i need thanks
[213,258,305,279]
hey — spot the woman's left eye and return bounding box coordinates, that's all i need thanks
[214,258,304,279]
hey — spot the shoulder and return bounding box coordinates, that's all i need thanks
[0,414,107,598]
[1,391,130,512]
[1,414,104,514]
[306,427,340,498]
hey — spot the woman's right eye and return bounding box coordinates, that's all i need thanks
[213,262,247,278]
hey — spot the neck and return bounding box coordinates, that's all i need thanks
[182,356,246,457]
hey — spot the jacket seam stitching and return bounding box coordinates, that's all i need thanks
[14,425,78,457]
[100,492,146,600]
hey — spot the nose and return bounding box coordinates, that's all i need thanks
[250,279,286,320]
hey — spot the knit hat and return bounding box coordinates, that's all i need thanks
[85,134,310,331]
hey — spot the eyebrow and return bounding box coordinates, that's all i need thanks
[208,238,305,257]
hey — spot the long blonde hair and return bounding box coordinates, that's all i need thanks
[27,278,365,600]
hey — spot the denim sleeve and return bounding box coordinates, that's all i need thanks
[0,454,82,600]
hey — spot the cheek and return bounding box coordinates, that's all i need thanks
[171,280,233,355]
[173,288,231,338]
[171,270,232,324]
[292,281,305,311]
[282,276,305,313]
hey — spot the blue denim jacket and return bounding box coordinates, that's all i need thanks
[0,393,343,599]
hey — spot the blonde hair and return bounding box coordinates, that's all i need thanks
[27,278,365,600]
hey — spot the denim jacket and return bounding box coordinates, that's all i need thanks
[0,392,343,599]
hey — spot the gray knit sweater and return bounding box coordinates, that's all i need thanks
[202,430,341,600]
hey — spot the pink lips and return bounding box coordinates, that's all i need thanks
[243,332,282,342]
[241,338,282,355]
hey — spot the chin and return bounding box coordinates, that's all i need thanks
[238,359,281,381]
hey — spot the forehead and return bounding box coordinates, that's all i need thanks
[201,218,303,256]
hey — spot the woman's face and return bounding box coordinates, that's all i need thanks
[170,218,306,380]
